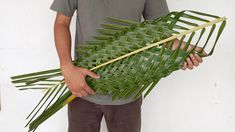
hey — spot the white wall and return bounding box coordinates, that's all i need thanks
[0,0,235,132]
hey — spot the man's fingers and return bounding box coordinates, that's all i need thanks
[194,53,203,63]
[199,50,208,56]
[181,62,187,70]
[189,54,199,67]
[186,57,193,70]
[72,89,88,97]
[84,69,100,79]
[78,89,88,97]
[188,45,207,56]
[83,84,96,95]
[73,92,82,97]
[195,46,208,56]
[195,46,202,52]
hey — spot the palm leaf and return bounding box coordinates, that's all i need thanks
[11,10,226,131]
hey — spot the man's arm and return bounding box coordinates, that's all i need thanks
[54,13,73,67]
[53,13,99,97]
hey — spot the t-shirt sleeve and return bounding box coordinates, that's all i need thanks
[143,0,169,20]
[50,0,77,17]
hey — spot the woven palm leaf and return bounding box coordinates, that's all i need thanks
[11,10,226,131]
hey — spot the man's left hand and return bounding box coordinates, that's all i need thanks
[167,39,207,70]
[181,46,207,70]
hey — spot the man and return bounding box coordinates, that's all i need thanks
[50,0,203,132]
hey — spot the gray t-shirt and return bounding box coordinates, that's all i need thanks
[50,0,169,105]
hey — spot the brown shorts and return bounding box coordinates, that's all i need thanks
[68,97,142,132]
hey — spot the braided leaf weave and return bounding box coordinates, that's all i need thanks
[10,10,226,131]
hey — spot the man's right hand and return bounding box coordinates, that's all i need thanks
[61,63,100,97]
[53,13,100,97]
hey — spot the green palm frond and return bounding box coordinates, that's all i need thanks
[11,10,226,131]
